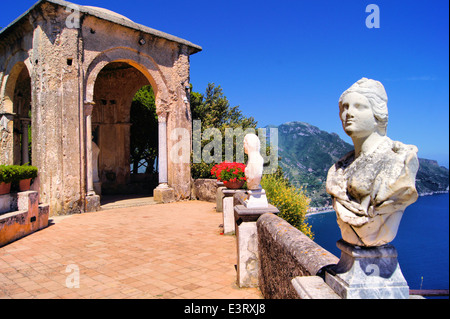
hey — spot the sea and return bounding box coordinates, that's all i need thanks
[306,193,449,296]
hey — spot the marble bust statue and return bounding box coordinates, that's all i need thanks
[326,78,419,247]
[244,133,264,190]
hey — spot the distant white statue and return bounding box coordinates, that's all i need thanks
[244,133,268,208]
[326,78,419,247]
[244,134,264,190]
[92,140,100,183]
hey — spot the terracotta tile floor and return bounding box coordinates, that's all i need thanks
[0,201,262,299]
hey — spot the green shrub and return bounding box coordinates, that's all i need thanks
[0,165,14,184]
[0,165,38,183]
[261,169,314,239]
[191,161,216,179]
[17,165,38,181]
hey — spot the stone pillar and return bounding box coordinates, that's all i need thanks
[92,141,101,196]
[0,113,14,165]
[216,183,226,212]
[234,204,279,288]
[157,112,168,186]
[84,102,95,196]
[154,111,174,203]
[222,189,245,235]
[20,118,31,165]
[325,239,410,299]
[84,102,100,213]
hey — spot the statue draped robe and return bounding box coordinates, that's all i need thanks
[326,137,419,246]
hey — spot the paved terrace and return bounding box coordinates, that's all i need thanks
[0,199,262,299]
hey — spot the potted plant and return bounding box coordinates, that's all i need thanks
[211,162,246,189]
[16,165,38,191]
[0,165,14,195]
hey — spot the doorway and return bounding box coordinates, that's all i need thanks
[91,62,159,199]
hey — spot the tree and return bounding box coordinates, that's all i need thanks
[190,83,258,178]
[130,85,158,174]
[191,83,257,130]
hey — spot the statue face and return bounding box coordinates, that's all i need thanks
[339,92,378,139]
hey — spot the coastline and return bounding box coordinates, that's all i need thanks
[418,190,449,197]
[306,207,334,217]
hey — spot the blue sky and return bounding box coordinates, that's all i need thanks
[1,0,449,167]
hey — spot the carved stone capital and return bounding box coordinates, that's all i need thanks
[157,111,169,123]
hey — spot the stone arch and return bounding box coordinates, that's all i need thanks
[84,47,170,114]
[91,61,157,195]
[1,51,32,114]
[0,53,33,165]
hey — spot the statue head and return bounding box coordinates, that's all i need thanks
[339,78,389,138]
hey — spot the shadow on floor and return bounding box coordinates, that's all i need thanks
[100,194,156,210]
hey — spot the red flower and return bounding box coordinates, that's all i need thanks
[211,162,246,183]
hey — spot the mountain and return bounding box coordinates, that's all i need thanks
[271,121,449,207]
[415,159,450,195]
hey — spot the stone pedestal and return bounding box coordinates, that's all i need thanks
[325,239,409,299]
[85,194,101,213]
[216,184,226,212]
[154,184,175,204]
[234,204,279,288]
[222,189,245,235]
[245,189,268,208]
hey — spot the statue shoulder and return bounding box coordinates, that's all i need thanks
[390,139,419,165]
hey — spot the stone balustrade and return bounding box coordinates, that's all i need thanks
[219,185,422,299]
[257,213,340,298]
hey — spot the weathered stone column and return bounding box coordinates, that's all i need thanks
[157,111,168,186]
[20,118,31,165]
[154,111,174,203]
[84,102,100,213]
[0,113,14,165]
[84,102,95,196]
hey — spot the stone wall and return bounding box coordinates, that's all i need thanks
[0,191,49,247]
[191,179,218,202]
[257,213,339,299]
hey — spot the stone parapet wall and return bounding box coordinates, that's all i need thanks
[191,179,218,202]
[257,213,339,299]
